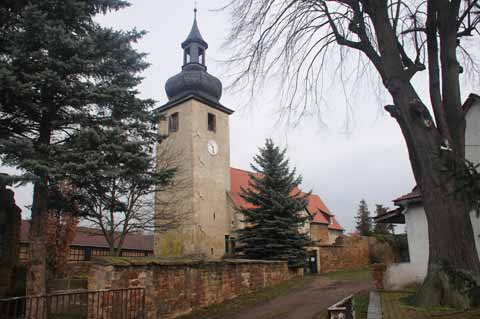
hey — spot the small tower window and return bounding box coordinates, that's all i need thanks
[169,112,179,133]
[199,48,205,64]
[208,113,216,132]
[184,48,191,64]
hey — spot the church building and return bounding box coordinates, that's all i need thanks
[154,12,344,259]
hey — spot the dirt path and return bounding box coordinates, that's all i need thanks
[224,276,372,319]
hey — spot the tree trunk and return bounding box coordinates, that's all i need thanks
[387,81,480,308]
[26,120,51,298]
[26,181,48,297]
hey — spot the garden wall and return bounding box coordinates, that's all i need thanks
[88,257,302,319]
[318,236,370,273]
[317,235,395,273]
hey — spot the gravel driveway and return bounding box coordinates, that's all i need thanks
[224,275,372,319]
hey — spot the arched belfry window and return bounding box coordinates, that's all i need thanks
[169,112,179,133]
[199,48,205,65]
[184,48,191,64]
[208,113,216,132]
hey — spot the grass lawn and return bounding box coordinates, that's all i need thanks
[323,268,372,282]
[381,291,480,319]
[177,275,315,319]
[354,291,370,319]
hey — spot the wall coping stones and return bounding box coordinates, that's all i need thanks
[90,256,287,267]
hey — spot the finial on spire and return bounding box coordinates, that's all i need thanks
[194,1,198,19]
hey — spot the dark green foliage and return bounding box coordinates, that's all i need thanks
[0,0,152,184]
[0,0,154,293]
[373,204,395,235]
[355,199,371,236]
[235,139,311,267]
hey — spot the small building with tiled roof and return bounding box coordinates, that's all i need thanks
[374,93,480,290]
[18,220,153,263]
[228,168,344,246]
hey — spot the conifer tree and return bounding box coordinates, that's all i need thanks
[235,139,311,267]
[355,199,372,236]
[0,0,151,295]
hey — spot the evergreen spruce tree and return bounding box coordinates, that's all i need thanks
[235,139,311,267]
[0,0,152,295]
[355,199,372,236]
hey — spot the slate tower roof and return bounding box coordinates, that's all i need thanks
[160,10,233,114]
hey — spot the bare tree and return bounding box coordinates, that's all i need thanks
[80,142,188,257]
[224,0,480,308]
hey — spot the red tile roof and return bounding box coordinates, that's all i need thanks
[329,216,344,231]
[20,220,153,251]
[229,167,343,231]
[229,167,259,210]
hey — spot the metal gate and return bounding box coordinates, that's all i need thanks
[0,288,145,319]
[307,251,318,274]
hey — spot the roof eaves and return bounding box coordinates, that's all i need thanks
[155,94,234,115]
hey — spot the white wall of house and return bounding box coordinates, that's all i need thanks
[470,210,480,259]
[386,207,480,289]
[465,98,480,260]
[405,205,429,269]
[466,100,480,165]
[384,262,427,290]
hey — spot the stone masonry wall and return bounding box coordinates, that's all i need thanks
[318,236,370,273]
[310,223,329,244]
[88,258,302,319]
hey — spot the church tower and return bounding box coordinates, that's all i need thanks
[154,11,234,259]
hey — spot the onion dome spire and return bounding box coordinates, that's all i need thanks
[164,9,224,106]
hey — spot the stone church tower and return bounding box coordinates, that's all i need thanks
[154,11,234,258]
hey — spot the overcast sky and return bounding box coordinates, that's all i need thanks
[7,0,477,232]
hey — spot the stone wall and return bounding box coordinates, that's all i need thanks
[88,257,302,319]
[310,223,329,243]
[318,236,371,273]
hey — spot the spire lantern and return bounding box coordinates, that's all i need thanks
[181,9,208,69]
[163,10,226,108]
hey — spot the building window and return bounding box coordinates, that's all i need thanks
[225,235,235,256]
[225,235,229,254]
[208,113,216,132]
[199,48,205,64]
[92,248,110,257]
[184,48,191,64]
[68,247,85,262]
[169,112,179,133]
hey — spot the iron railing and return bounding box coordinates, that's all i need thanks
[327,294,354,319]
[0,288,145,319]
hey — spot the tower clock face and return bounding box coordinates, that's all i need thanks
[207,140,219,156]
